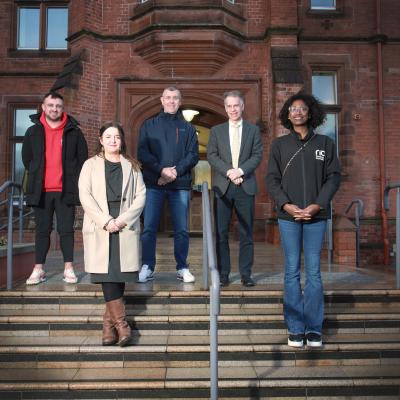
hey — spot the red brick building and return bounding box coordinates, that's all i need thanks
[1,0,399,266]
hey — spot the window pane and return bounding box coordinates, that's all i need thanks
[17,8,40,49]
[311,0,336,9]
[312,72,337,104]
[14,143,24,184]
[15,109,36,136]
[46,8,68,49]
[316,113,338,145]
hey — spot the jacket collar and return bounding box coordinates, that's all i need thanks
[290,128,315,142]
[30,112,79,130]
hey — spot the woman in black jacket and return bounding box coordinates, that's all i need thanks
[266,92,341,348]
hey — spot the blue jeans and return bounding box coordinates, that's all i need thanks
[141,188,190,271]
[278,219,327,335]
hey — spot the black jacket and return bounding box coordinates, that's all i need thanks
[266,130,341,221]
[137,111,199,189]
[21,113,88,206]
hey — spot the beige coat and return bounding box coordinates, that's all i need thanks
[78,155,146,274]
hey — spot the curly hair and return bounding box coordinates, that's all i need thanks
[96,122,141,171]
[279,92,326,130]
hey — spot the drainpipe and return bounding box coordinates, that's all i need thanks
[375,0,389,263]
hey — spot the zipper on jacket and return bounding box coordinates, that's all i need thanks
[301,147,307,208]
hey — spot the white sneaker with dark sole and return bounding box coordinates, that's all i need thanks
[288,334,304,348]
[26,269,47,285]
[306,333,322,347]
[176,268,195,283]
[137,265,154,283]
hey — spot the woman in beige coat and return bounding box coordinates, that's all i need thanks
[79,122,146,346]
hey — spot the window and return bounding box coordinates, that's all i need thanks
[312,71,339,147]
[10,108,37,184]
[311,0,336,10]
[17,4,68,50]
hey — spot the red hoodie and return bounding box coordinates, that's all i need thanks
[40,112,67,192]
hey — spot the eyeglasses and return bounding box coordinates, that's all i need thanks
[289,106,309,114]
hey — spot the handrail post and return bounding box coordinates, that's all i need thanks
[18,189,24,243]
[384,182,400,288]
[327,210,333,270]
[201,181,220,399]
[346,199,364,268]
[1,180,24,290]
[6,186,14,290]
[202,182,209,290]
[210,268,220,400]
[396,188,400,288]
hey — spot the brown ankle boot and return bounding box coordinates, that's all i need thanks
[102,304,118,346]
[107,298,131,347]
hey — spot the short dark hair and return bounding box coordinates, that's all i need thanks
[223,90,244,104]
[279,92,326,130]
[162,86,181,99]
[97,122,141,171]
[42,91,64,103]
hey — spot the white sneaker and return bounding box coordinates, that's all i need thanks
[137,265,154,283]
[26,268,46,285]
[176,268,195,283]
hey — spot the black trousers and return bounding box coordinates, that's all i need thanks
[33,192,75,264]
[102,282,125,302]
[214,183,255,278]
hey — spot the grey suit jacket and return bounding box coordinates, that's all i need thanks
[207,120,263,197]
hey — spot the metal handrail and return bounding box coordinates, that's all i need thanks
[384,182,400,288]
[202,181,220,400]
[345,199,364,268]
[327,205,333,268]
[0,181,24,290]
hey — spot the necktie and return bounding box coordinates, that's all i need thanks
[231,124,240,169]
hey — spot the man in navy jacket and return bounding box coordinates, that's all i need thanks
[137,87,199,283]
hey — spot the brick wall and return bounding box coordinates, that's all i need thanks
[1,0,399,266]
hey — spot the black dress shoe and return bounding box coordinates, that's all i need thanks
[220,275,229,286]
[241,276,255,287]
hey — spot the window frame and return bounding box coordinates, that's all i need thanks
[12,1,69,53]
[310,69,342,153]
[8,103,39,183]
[310,0,336,10]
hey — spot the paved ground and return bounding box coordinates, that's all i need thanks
[16,234,398,292]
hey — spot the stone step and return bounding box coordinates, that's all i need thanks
[2,317,397,338]
[1,344,399,369]
[1,305,400,317]
[1,288,399,398]
[0,367,399,399]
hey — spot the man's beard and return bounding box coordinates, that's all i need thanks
[46,114,62,122]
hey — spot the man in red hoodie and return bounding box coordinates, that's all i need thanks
[22,91,88,285]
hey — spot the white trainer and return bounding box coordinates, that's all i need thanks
[26,268,46,285]
[176,268,195,283]
[137,264,154,283]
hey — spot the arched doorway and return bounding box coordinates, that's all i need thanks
[117,79,262,232]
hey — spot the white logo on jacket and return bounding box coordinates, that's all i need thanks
[315,149,325,161]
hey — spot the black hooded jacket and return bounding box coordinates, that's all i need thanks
[21,112,88,206]
[266,130,341,221]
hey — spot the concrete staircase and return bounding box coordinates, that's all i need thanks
[1,288,400,399]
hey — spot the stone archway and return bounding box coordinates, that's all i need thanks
[117,79,262,154]
[117,79,262,232]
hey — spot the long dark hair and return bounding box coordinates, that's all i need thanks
[96,122,141,171]
[279,92,326,130]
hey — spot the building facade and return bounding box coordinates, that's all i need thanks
[1,0,399,265]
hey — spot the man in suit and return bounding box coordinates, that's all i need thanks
[207,90,263,286]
